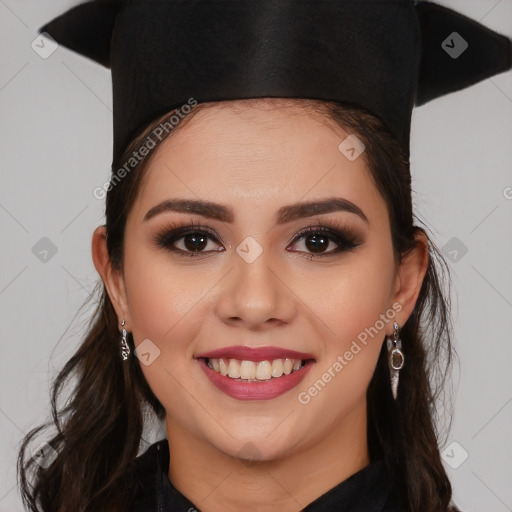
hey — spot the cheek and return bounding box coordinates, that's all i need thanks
[294,251,396,423]
[121,245,213,425]
[302,242,396,398]
[310,250,396,346]
[122,240,212,348]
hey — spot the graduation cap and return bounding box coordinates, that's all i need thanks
[39,0,512,164]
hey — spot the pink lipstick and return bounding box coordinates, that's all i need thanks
[195,345,315,401]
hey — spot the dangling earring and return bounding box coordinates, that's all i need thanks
[388,321,404,400]
[120,320,130,361]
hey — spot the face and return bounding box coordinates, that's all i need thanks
[100,102,415,462]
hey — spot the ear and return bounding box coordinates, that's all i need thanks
[389,230,429,335]
[91,225,131,330]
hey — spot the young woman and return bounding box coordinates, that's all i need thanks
[17,1,512,511]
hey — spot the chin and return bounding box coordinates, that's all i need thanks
[201,421,307,463]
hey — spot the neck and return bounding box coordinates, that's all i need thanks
[166,401,370,512]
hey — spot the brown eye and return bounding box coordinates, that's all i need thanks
[181,233,209,252]
[287,226,360,258]
[155,226,223,256]
[154,222,361,259]
[304,233,330,253]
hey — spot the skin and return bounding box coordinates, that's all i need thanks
[92,100,428,512]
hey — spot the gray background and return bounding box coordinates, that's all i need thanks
[1,1,511,510]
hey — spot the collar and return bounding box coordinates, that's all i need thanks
[127,439,406,511]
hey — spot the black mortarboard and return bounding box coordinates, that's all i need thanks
[39,0,512,164]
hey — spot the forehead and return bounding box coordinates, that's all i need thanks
[130,101,386,224]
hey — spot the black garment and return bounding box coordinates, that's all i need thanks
[126,438,408,512]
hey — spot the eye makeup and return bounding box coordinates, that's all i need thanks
[152,217,363,260]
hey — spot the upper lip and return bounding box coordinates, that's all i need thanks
[195,345,315,361]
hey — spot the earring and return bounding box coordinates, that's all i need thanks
[388,321,404,400]
[120,320,130,361]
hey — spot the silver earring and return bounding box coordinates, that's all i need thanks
[120,320,130,361]
[387,321,404,400]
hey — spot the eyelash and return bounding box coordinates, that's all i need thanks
[153,219,362,260]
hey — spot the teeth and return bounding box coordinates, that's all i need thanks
[271,359,283,377]
[256,360,272,380]
[206,357,306,381]
[240,360,256,380]
[228,359,241,379]
[219,358,228,376]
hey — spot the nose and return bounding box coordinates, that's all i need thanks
[215,249,297,330]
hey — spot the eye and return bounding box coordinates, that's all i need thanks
[154,222,223,257]
[153,219,361,258]
[287,224,360,259]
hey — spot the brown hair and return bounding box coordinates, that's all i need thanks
[17,98,458,512]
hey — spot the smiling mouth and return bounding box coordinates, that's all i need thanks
[202,357,312,381]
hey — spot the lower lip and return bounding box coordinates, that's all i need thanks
[197,358,314,401]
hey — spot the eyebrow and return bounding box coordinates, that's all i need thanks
[143,197,368,224]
